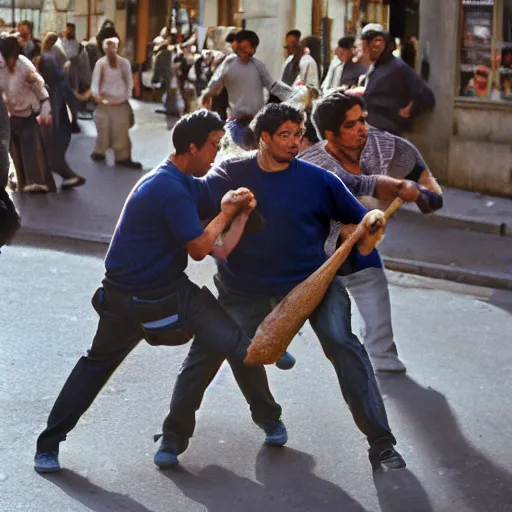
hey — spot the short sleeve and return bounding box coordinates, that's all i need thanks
[324,171,368,225]
[162,190,204,244]
[194,162,235,219]
[393,136,428,182]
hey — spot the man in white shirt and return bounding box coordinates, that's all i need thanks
[281,30,319,88]
[321,36,367,95]
[90,37,141,169]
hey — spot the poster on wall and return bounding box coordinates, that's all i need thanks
[461,0,494,72]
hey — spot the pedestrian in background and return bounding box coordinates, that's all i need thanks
[0,36,54,193]
[17,20,40,63]
[39,32,86,190]
[321,36,367,94]
[281,30,319,88]
[202,30,292,149]
[360,24,435,136]
[90,37,141,169]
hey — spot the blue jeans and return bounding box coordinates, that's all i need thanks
[163,275,395,450]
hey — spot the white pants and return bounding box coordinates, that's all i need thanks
[341,267,401,364]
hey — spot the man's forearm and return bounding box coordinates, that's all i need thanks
[212,212,250,260]
[374,176,402,201]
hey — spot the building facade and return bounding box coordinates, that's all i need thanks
[411,0,512,197]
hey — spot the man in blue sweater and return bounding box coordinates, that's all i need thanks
[34,110,285,473]
[163,103,407,471]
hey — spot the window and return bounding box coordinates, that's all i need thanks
[459,0,512,102]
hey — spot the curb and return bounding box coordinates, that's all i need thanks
[383,256,512,291]
[15,228,512,292]
[395,209,511,237]
[17,226,112,246]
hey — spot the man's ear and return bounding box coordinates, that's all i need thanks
[189,143,198,155]
[324,129,337,143]
[260,132,271,147]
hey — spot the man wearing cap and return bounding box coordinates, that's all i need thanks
[90,37,141,169]
[359,23,435,136]
[321,36,368,95]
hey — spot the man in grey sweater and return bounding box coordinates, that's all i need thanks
[202,30,292,149]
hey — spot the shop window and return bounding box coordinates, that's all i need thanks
[459,0,512,102]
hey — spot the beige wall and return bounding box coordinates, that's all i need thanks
[244,0,296,79]
[204,0,218,27]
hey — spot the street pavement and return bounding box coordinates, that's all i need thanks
[1,236,512,512]
[8,100,512,290]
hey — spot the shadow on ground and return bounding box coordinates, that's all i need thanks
[165,446,368,512]
[379,375,512,512]
[41,470,153,512]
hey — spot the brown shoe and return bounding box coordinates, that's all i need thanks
[90,153,105,162]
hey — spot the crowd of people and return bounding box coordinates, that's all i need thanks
[26,21,446,479]
[0,18,142,195]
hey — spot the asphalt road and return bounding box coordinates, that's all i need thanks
[1,237,512,512]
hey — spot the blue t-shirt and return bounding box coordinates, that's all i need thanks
[195,155,368,295]
[104,161,204,292]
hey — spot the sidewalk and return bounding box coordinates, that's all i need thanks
[10,100,512,289]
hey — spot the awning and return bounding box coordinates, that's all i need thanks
[0,0,45,8]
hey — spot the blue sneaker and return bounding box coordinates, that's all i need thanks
[261,418,288,446]
[154,441,179,469]
[34,451,61,473]
[275,351,296,370]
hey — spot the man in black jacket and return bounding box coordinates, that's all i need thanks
[361,24,435,135]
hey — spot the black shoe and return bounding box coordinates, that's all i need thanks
[71,122,81,134]
[369,446,406,471]
[116,159,142,170]
[34,451,61,473]
[90,152,105,162]
[61,176,86,190]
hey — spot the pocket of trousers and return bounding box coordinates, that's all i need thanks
[132,293,192,347]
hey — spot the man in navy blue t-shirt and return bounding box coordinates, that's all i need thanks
[34,110,284,473]
[165,103,406,471]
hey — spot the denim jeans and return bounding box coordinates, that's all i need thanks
[163,275,395,451]
[161,274,282,453]
[37,277,254,453]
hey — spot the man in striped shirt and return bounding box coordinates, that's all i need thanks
[299,92,442,373]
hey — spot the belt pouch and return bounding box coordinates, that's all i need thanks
[133,293,192,346]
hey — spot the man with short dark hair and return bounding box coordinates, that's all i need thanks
[321,36,367,94]
[34,110,283,473]
[360,23,435,135]
[164,102,407,472]
[202,30,292,149]
[300,92,442,372]
[17,20,40,62]
[61,23,79,60]
[281,29,319,88]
